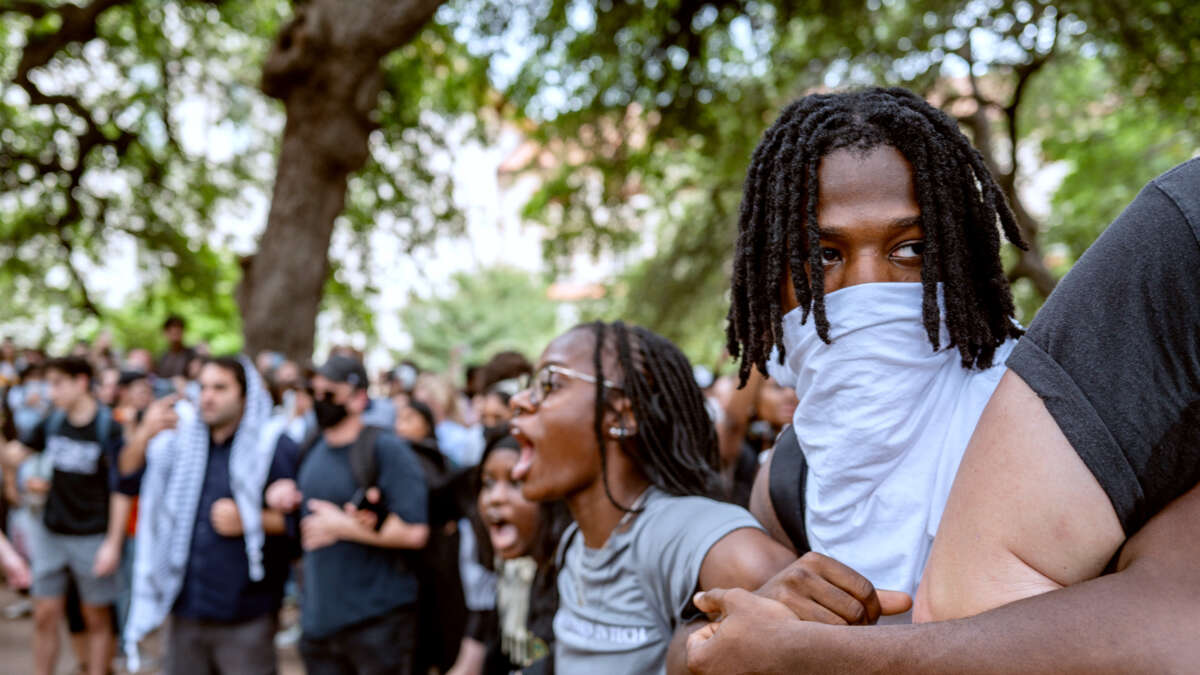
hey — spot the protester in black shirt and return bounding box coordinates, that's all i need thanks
[7,356,137,675]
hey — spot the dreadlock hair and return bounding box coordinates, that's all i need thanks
[576,320,724,513]
[726,87,1026,384]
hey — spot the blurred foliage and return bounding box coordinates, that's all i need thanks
[0,0,494,351]
[398,266,566,372]
[72,245,245,355]
[472,0,1200,363]
[2,0,1198,366]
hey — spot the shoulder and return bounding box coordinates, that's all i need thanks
[1151,159,1200,236]
[635,492,758,541]
[373,431,423,469]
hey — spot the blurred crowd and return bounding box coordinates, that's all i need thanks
[0,314,796,675]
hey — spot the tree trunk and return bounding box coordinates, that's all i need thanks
[238,0,444,363]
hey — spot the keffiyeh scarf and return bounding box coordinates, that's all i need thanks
[125,356,284,665]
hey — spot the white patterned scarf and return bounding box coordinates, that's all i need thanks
[124,356,284,666]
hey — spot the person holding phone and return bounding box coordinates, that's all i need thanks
[266,354,431,675]
[123,356,298,675]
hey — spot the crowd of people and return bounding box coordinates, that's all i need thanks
[0,86,1196,675]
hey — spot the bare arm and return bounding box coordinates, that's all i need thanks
[747,451,796,553]
[262,509,287,536]
[666,527,795,674]
[118,396,178,475]
[210,499,290,537]
[118,426,153,475]
[687,476,1200,674]
[339,512,430,550]
[300,499,430,552]
[914,371,1124,621]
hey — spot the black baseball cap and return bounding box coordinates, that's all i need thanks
[315,355,368,390]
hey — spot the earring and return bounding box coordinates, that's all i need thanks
[609,426,630,438]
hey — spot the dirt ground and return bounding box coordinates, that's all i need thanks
[0,586,304,674]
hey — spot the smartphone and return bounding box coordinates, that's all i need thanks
[350,487,388,531]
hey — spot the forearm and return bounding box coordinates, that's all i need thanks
[262,508,287,536]
[798,562,1198,674]
[0,532,18,561]
[118,427,153,475]
[342,514,430,549]
[106,493,131,544]
[2,441,31,470]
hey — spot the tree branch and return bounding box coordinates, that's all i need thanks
[53,229,102,318]
[0,1,51,18]
[14,0,129,80]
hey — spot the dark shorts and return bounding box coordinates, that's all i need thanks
[300,607,417,675]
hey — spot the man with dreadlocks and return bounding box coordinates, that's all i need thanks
[719,87,1026,622]
[508,321,794,674]
[683,158,1200,675]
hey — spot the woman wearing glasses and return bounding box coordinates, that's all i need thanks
[509,321,794,674]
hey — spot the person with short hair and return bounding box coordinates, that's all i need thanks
[267,354,431,675]
[6,356,137,675]
[156,316,195,380]
[682,157,1200,675]
[124,355,297,674]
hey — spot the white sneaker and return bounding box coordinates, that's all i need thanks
[2,598,32,619]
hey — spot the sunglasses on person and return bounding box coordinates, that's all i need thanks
[519,364,622,408]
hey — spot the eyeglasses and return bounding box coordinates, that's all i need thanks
[520,364,621,408]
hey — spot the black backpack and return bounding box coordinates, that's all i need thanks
[767,425,811,554]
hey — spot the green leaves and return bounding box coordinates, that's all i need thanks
[397,266,566,371]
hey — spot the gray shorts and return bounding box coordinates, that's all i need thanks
[30,529,119,606]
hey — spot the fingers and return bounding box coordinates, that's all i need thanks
[693,588,725,616]
[685,620,721,670]
[307,498,337,513]
[366,487,381,504]
[801,552,883,623]
[878,590,913,616]
[760,552,886,625]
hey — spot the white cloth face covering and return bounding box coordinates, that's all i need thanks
[771,282,1014,606]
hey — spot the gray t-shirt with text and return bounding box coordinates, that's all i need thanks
[553,488,761,674]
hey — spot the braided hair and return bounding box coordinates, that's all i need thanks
[726,87,1026,384]
[577,321,723,512]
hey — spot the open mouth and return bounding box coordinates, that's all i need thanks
[485,515,520,552]
[511,428,536,481]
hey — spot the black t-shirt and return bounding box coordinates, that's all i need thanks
[23,408,128,535]
[1007,158,1200,536]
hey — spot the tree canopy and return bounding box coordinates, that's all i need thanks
[1,0,1196,366]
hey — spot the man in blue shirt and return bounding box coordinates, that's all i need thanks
[267,355,430,675]
[126,357,297,675]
